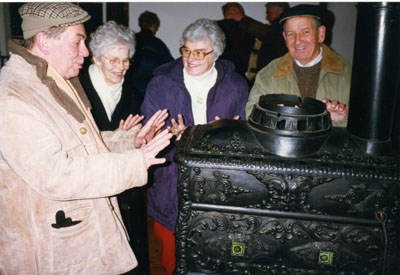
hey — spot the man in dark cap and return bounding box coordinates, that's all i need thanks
[246,4,352,127]
[0,2,172,274]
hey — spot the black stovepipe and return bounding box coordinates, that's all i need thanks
[347,2,400,154]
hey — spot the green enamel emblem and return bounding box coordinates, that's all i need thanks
[231,242,246,256]
[318,251,334,265]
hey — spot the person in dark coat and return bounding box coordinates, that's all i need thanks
[226,2,289,84]
[79,21,149,275]
[217,2,255,78]
[130,11,174,96]
[80,65,143,131]
[141,18,248,275]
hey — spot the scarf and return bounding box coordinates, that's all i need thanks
[183,63,217,125]
[88,64,123,121]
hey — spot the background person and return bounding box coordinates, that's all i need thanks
[79,20,150,274]
[217,2,255,78]
[141,18,248,275]
[226,2,289,85]
[0,3,172,274]
[130,10,174,96]
[246,4,351,127]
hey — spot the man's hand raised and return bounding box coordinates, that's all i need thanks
[140,129,172,168]
[134,109,168,148]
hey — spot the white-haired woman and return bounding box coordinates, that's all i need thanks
[80,20,143,131]
[79,21,152,274]
[141,18,249,275]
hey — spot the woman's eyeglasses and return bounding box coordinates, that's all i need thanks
[103,56,130,67]
[179,46,213,60]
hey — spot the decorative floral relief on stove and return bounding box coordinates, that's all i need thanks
[318,137,399,169]
[190,168,252,203]
[247,171,333,211]
[195,131,245,153]
[324,183,390,215]
[178,211,383,274]
[193,131,265,156]
[181,126,399,175]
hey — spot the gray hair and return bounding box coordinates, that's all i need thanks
[180,18,225,58]
[89,21,135,59]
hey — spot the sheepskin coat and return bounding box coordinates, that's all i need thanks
[0,40,148,275]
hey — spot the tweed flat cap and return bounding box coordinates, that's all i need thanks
[279,4,324,26]
[19,2,91,39]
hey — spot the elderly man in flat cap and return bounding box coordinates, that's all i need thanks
[246,4,352,127]
[0,3,172,274]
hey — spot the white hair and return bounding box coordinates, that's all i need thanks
[180,18,225,58]
[89,21,135,58]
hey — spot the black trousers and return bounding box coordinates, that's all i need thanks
[118,186,150,275]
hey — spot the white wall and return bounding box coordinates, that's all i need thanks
[328,2,357,61]
[129,2,357,61]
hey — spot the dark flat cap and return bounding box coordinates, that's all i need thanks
[279,4,324,26]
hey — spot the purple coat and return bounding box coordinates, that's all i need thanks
[141,58,248,232]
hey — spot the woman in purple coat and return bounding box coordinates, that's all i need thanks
[141,18,248,274]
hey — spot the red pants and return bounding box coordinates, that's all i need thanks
[153,220,175,275]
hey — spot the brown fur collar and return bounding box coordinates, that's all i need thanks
[8,39,91,123]
[275,43,343,78]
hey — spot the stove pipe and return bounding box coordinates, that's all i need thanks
[347,2,400,155]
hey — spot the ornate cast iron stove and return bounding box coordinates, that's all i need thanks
[174,98,399,275]
[174,3,400,275]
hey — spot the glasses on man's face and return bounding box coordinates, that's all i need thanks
[179,46,213,61]
[103,56,130,67]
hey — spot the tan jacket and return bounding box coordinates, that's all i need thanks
[246,44,352,127]
[0,40,147,274]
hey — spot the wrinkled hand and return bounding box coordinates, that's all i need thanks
[167,114,187,137]
[140,129,173,168]
[134,109,168,148]
[214,115,240,120]
[322,98,349,121]
[118,114,144,131]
